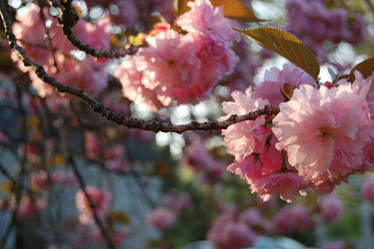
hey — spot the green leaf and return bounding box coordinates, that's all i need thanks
[349,57,374,81]
[174,0,262,22]
[235,26,320,80]
[211,0,262,22]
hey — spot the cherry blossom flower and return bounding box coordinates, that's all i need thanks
[75,187,111,225]
[321,193,343,223]
[221,88,270,161]
[176,0,240,44]
[253,63,317,106]
[207,212,257,249]
[9,195,46,219]
[272,82,373,192]
[115,0,239,110]
[146,207,176,230]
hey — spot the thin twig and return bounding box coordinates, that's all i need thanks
[56,0,140,58]
[66,148,116,249]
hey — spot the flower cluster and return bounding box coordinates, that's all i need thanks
[221,63,374,202]
[207,210,258,249]
[287,0,366,58]
[115,0,240,111]
[271,205,315,234]
[12,5,111,98]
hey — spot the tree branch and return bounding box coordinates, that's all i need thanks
[54,0,140,58]
[66,148,116,249]
[0,1,279,134]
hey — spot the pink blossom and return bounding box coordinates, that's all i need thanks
[75,187,111,225]
[29,171,73,191]
[337,71,374,116]
[221,88,270,161]
[254,63,317,106]
[104,145,131,173]
[272,83,373,192]
[12,5,52,68]
[248,171,308,203]
[176,0,240,44]
[238,208,269,229]
[115,0,239,110]
[12,4,110,98]
[164,192,193,213]
[271,206,296,234]
[9,195,46,219]
[114,58,163,111]
[207,212,257,249]
[321,194,343,223]
[363,177,374,203]
[146,207,176,230]
[291,205,315,230]
[54,55,108,97]
[138,29,202,106]
[226,135,308,202]
[272,205,315,234]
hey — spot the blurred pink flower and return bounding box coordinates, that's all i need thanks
[321,194,343,223]
[292,205,315,230]
[85,131,101,160]
[239,208,269,230]
[207,212,257,249]
[104,145,130,173]
[75,187,111,225]
[9,195,46,219]
[164,192,193,213]
[363,177,374,203]
[146,207,176,230]
[271,206,296,234]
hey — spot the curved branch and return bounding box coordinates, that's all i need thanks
[57,0,140,58]
[0,2,279,134]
